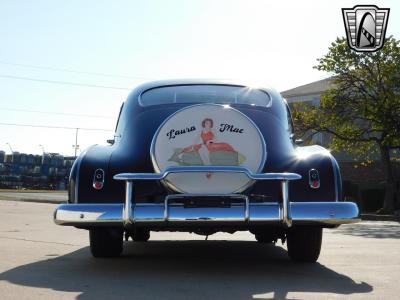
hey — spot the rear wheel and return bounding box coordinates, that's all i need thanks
[255,233,275,243]
[286,227,322,263]
[132,228,150,242]
[89,228,123,258]
[253,227,281,244]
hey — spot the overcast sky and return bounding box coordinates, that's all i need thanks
[0,0,399,156]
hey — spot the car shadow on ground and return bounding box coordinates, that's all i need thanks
[0,241,372,300]
[333,222,400,239]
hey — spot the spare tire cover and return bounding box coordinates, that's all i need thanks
[151,104,266,194]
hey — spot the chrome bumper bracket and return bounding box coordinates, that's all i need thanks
[114,166,301,228]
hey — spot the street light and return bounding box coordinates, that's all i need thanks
[5,142,13,154]
[38,144,45,154]
[72,128,79,158]
[72,144,80,158]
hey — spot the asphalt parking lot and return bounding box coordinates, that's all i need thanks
[0,200,399,300]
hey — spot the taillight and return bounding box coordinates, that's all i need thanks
[309,169,320,189]
[93,169,105,190]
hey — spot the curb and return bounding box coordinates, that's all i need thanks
[361,214,400,222]
[0,197,65,204]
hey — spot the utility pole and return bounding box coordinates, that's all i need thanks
[72,128,79,158]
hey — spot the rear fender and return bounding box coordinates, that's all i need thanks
[288,146,342,202]
[69,145,125,204]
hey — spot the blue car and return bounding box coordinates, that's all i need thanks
[54,79,360,262]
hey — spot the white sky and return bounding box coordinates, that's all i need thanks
[0,0,398,155]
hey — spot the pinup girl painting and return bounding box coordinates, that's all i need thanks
[169,118,246,169]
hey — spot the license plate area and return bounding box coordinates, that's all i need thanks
[164,194,250,222]
[169,196,243,208]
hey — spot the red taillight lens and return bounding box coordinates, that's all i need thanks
[93,169,105,190]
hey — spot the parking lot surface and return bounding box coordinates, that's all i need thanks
[0,200,399,299]
[0,191,67,203]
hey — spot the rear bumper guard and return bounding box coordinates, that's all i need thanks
[54,166,360,227]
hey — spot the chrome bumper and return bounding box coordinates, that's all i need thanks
[54,166,360,227]
[54,201,360,226]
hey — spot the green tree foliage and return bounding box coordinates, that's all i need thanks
[292,36,400,212]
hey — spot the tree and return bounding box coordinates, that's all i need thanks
[292,36,400,213]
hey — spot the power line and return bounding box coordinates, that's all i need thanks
[0,60,154,80]
[0,74,132,90]
[0,107,116,119]
[0,122,113,131]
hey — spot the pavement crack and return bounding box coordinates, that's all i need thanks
[0,236,82,247]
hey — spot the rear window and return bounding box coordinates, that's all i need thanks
[140,85,271,107]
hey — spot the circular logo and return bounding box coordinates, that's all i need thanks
[151,104,266,194]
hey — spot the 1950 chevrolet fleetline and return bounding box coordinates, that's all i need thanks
[54,79,360,262]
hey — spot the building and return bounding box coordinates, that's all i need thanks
[281,78,363,160]
[282,78,332,105]
[281,77,380,162]
[281,78,400,209]
[282,78,332,148]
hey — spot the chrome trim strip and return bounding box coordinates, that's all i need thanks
[114,166,301,182]
[73,146,92,203]
[54,201,360,226]
[328,153,340,201]
[148,103,268,193]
